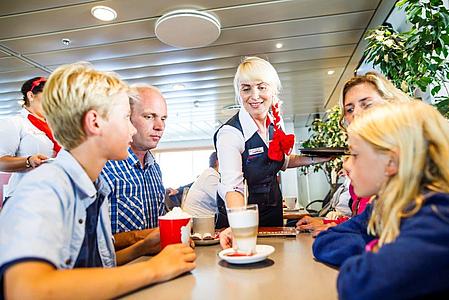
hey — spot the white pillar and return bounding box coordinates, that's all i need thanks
[280,121,299,201]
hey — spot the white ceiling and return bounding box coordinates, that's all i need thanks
[0,0,396,148]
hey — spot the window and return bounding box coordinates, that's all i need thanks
[155,149,214,188]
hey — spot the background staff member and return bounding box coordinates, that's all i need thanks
[296,72,412,236]
[214,57,329,229]
[0,77,60,203]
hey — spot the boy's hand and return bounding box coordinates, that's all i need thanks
[148,244,196,282]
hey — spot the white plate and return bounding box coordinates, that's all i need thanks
[218,245,275,264]
[194,238,220,246]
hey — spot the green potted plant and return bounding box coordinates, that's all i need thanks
[299,105,347,194]
[364,0,449,116]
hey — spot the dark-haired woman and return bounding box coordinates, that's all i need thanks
[0,77,61,203]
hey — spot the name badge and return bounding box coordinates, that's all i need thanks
[248,147,264,155]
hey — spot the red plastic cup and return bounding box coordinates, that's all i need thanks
[159,216,191,249]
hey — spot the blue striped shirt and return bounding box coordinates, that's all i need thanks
[100,148,166,233]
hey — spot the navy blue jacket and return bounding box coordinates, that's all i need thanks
[313,193,449,300]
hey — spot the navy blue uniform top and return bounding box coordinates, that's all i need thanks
[214,112,285,227]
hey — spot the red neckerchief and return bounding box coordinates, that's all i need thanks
[267,102,295,161]
[27,113,61,154]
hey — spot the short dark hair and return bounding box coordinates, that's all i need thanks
[21,77,47,106]
[209,151,218,168]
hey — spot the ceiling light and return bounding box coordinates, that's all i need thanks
[275,43,283,49]
[222,104,241,116]
[155,9,221,48]
[61,38,71,46]
[91,6,117,21]
[172,83,186,91]
[223,104,241,111]
[327,70,335,75]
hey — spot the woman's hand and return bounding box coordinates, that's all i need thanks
[296,216,336,237]
[219,227,233,249]
[0,154,49,172]
[287,155,334,168]
[296,216,324,231]
[312,156,334,164]
[310,223,336,237]
[28,154,49,168]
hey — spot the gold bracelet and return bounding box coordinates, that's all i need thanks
[25,156,32,168]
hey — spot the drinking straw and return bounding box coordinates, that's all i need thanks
[244,179,248,207]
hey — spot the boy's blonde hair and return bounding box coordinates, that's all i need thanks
[233,56,281,104]
[339,72,411,128]
[42,62,129,150]
[348,101,449,246]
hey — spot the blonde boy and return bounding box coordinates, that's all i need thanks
[0,63,195,299]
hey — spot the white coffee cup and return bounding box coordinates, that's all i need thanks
[285,197,297,209]
[192,215,215,236]
[227,204,259,254]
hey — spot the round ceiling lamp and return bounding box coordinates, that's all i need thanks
[155,9,221,48]
[222,104,241,115]
[91,6,117,21]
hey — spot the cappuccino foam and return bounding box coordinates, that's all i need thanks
[160,207,191,220]
[227,209,258,228]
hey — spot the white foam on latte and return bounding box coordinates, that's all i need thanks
[228,209,258,228]
[159,207,192,220]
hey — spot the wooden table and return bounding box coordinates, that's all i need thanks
[283,207,309,220]
[283,212,309,220]
[121,234,338,300]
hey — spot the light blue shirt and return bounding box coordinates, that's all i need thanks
[0,150,116,279]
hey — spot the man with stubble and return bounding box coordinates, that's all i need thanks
[100,84,168,252]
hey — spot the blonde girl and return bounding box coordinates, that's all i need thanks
[314,101,449,299]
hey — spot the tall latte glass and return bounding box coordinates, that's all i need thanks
[227,204,259,254]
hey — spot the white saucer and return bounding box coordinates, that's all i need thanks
[194,238,220,246]
[218,245,275,264]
